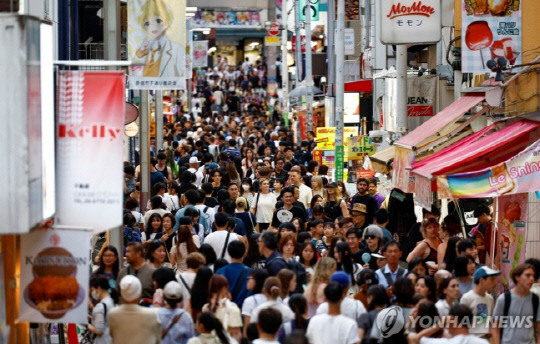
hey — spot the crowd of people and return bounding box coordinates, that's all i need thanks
[84,57,540,344]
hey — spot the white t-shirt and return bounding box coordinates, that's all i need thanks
[252,193,277,224]
[203,230,239,262]
[131,210,144,224]
[420,335,489,344]
[177,271,196,307]
[459,290,494,336]
[250,300,294,324]
[252,339,280,344]
[194,204,215,233]
[306,313,360,344]
[297,184,313,209]
[316,296,367,326]
[435,299,452,318]
[242,294,268,317]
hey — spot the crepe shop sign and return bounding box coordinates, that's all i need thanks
[380,0,441,44]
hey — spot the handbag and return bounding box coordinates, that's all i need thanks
[253,192,261,233]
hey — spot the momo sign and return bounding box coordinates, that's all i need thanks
[380,0,441,44]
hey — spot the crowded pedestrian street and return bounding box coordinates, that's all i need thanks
[1,0,540,344]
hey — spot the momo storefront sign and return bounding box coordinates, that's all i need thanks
[380,0,441,44]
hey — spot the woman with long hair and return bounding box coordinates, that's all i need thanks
[187,312,231,344]
[87,275,117,344]
[250,178,277,232]
[304,257,336,317]
[170,225,200,273]
[455,255,476,297]
[241,178,256,206]
[226,162,241,185]
[277,269,297,303]
[307,195,324,219]
[415,275,437,302]
[311,176,324,197]
[291,217,306,234]
[336,181,350,204]
[189,266,214,321]
[142,213,163,247]
[406,218,442,274]
[250,277,294,324]
[297,242,318,282]
[437,214,463,270]
[435,276,459,317]
[202,275,242,342]
[91,245,120,288]
[241,269,269,337]
[334,242,362,294]
[442,237,462,273]
[241,149,255,177]
[277,294,309,342]
[323,182,349,221]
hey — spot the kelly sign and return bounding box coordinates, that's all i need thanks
[380,0,441,44]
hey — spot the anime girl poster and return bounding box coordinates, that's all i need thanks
[128,0,187,89]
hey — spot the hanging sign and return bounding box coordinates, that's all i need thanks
[19,229,91,323]
[128,0,187,89]
[461,0,521,73]
[344,28,355,55]
[56,71,125,233]
[380,0,442,44]
[192,40,208,68]
[316,127,358,151]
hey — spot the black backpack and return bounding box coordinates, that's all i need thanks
[500,291,539,340]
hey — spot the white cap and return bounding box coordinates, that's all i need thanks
[163,281,183,300]
[120,275,142,302]
[189,157,200,164]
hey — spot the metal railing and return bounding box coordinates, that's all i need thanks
[78,43,127,60]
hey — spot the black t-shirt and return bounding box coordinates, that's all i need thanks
[275,200,308,220]
[271,206,307,228]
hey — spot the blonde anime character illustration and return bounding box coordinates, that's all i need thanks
[134,0,184,77]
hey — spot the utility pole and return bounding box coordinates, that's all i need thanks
[305,0,313,132]
[327,0,335,126]
[140,91,151,214]
[294,0,302,87]
[282,0,290,126]
[396,45,408,133]
[335,0,345,181]
[156,90,163,150]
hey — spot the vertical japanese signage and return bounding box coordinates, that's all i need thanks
[461,0,521,73]
[335,146,345,181]
[192,40,208,68]
[497,194,527,291]
[56,71,125,233]
[19,230,91,323]
[128,0,187,89]
[380,0,441,44]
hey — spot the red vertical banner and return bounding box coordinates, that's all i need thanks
[298,110,307,141]
[313,150,323,165]
[56,71,125,233]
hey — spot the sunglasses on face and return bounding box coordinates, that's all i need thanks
[365,235,377,240]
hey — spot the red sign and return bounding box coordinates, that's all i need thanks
[408,105,434,117]
[267,21,280,36]
[291,35,317,53]
[386,1,436,19]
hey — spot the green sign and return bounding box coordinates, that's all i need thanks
[299,0,319,21]
[335,145,344,181]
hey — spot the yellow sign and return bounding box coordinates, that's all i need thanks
[264,36,281,46]
[346,136,376,160]
[316,127,358,151]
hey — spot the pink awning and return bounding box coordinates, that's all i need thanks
[411,119,540,178]
[396,93,485,149]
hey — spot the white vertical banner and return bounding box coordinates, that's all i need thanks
[55,71,125,233]
[19,229,91,323]
[344,28,355,55]
[192,40,208,68]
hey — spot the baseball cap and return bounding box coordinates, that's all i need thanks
[473,266,501,284]
[205,162,219,170]
[189,157,200,164]
[327,182,338,188]
[330,271,351,288]
[163,281,183,300]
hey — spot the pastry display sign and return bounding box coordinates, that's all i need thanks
[380,0,442,44]
[462,0,521,72]
[19,230,90,323]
